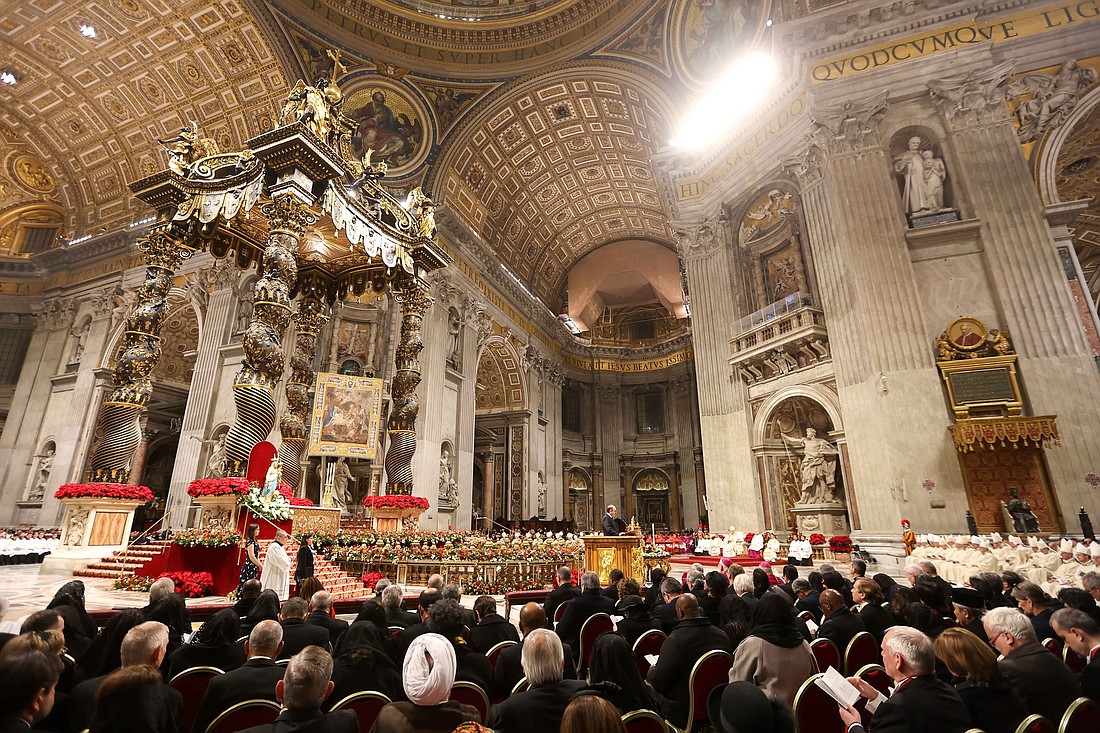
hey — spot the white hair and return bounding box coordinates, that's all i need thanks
[883,626,934,675]
[580,571,600,590]
[310,590,333,612]
[121,621,169,667]
[148,577,175,602]
[521,628,564,687]
[382,584,404,609]
[984,607,1036,643]
[733,574,755,595]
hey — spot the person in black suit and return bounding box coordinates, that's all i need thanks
[237,646,357,733]
[304,591,348,648]
[191,620,286,733]
[469,596,520,654]
[69,621,170,733]
[232,580,263,617]
[1052,607,1100,702]
[380,584,419,629]
[614,596,662,647]
[776,565,799,601]
[426,600,493,692]
[602,569,624,602]
[817,589,866,656]
[487,629,585,733]
[839,626,971,733]
[543,567,579,627]
[397,589,443,657]
[918,561,955,609]
[294,534,315,587]
[853,578,895,642]
[0,649,63,733]
[601,505,621,536]
[986,607,1082,722]
[652,578,684,634]
[647,595,733,729]
[278,597,331,659]
[792,579,821,622]
[493,604,577,700]
[555,571,615,661]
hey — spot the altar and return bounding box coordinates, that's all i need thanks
[583,534,645,585]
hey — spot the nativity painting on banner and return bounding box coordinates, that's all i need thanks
[307,372,384,459]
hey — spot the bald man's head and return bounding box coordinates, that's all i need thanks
[519,602,547,635]
[675,593,700,620]
[819,589,843,616]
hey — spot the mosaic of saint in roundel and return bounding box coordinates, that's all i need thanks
[672,0,773,87]
[342,80,430,172]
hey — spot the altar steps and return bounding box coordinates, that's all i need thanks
[74,541,172,579]
[280,539,367,601]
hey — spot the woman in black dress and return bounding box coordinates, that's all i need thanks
[239,523,261,589]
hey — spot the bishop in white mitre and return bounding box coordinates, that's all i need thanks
[259,529,291,600]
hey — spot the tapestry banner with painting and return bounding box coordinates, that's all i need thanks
[307,372,384,458]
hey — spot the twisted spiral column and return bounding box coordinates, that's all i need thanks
[278,292,328,493]
[384,284,432,495]
[223,195,315,476]
[88,232,194,483]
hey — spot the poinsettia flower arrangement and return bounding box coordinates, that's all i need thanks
[828,535,853,552]
[159,571,214,598]
[112,575,153,592]
[361,571,382,590]
[186,478,251,497]
[362,495,430,510]
[56,483,153,502]
[172,527,242,547]
[289,497,315,506]
[809,533,827,546]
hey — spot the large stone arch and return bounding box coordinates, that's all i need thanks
[475,337,527,414]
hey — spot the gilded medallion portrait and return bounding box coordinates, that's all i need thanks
[12,155,55,194]
[948,317,987,349]
[672,0,773,87]
[342,80,430,172]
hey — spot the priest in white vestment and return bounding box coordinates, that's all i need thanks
[259,529,291,600]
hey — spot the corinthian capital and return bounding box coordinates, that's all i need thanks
[674,213,727,261]
[428,269,461,306]
[930,61,1014,129]
[809,91,889,155]
[782,142,827,189]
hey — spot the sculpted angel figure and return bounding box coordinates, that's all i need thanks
[157,121,199,176]
[1010,59,1098,142]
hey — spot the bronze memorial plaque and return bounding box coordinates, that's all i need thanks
[948,368,1016,405]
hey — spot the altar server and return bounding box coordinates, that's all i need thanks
[260,530,292,600]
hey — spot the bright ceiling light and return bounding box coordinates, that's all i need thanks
[670,52,778,151]
[80,24,96,38]
[0,71,16,85]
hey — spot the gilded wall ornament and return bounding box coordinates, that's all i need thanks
[12,155,54,193]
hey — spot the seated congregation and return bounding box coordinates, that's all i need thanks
[2,559,1099,733]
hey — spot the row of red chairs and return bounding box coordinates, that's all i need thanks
[806,630,880,676]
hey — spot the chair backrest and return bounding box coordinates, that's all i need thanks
[798,610,815,622]
[331,691,392,733]
[579,613,614,673]
[510,677,529,697]
[844,632,879,676]
[684,650,734,730]
[793,673,846,733]
[450,681,490,720]
[275,658,289,666]
[204,699,281,733]
[486,640,517,670]
[460,625,471,642]
[554,600,572,624]
[1040,637,1061,654]
[1059,697,1100,733]
[1014,714,1056,733]
[810,637,841,672]
[169,666,223,733]
[236,635,248,643]
[632,629,667,677]
[1062,646,1087,674]
[854,664,892,697]
[621,708,671,733]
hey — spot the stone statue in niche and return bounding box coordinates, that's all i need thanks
[447,307,462,367]
[439,446,459,509]
[782,428,840,504]
[332,456,355,509]
[537,471,547,519]
[190,433,226,479]
[894,135,946,215]
[29,447,53,501]
[69,321,89,363]
[921,150,946,211]
[236,283,254,333]
[1006,487,1039,533]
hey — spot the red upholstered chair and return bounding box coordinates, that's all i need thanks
[388,626,404,640]
[1063,646,1087,674]
[510,677,529,697]
[486,640,517,670]
[331,691,391,733]
[855,664,892,697]
[554,600,572,626]
[632,629,667,678]
[1013,714,1055,733]
[1059,697,1100,733]
[844,632,880,676]
[622,708,672,733]
[450,681,490,721]
[680,649,734,733]
[810,637,841,672]
[798,611,815,623]
[1040,637,1061,654]
[169,666,223,733]
[793,673,846,733]
[579,613,614,674]
[204,699,281,733]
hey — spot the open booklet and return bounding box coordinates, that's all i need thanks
[814,666,862,710]
[805,617,820,635]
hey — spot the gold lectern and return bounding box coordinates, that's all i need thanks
[583,534,645,584]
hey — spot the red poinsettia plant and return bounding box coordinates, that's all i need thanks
[158,571,214,598]
[289,497,315,507]
[187,478,250,497]
[363,495,430,510]
[361,571,382,590]
[809,533,827,546]
[829,535,853,552]
[744,532,755,543]
[56,483,153,502]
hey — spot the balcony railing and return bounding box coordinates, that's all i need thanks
[730,295,829,384]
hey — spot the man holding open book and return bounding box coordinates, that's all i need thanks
[826,626,971,733]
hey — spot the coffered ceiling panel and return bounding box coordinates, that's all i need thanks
[0,0,289,234]
[433,62,675,304]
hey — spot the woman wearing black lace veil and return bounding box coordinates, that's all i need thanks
[326,621,404,709]
[587,632,658,715]
[353,599,399,662]
[143,592,189,664]
[48,580,99,656]
[241,589,281,635]
[166,608,246,678]
[76,609,146,678]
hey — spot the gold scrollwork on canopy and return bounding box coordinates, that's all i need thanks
[949,416,1061,452]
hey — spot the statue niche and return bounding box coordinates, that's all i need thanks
[735,187,810,312]
[889,127,959,228]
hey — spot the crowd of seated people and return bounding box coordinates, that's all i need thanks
[0,528,59,565]
[1,554,1099,733]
